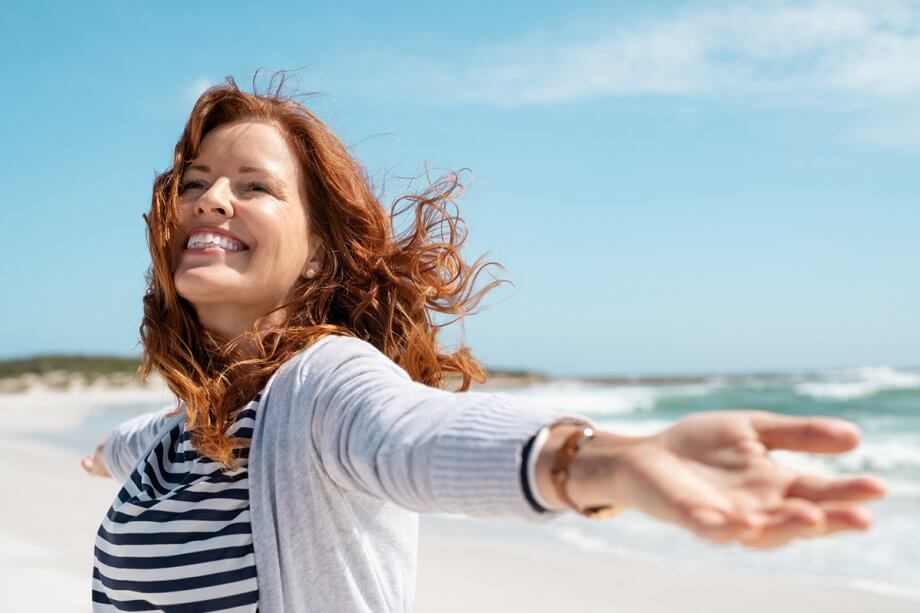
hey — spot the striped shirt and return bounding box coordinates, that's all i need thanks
[92,394,262,612]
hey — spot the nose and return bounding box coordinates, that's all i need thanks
[195,177,235,218]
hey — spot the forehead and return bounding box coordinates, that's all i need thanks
[192,120,300,177]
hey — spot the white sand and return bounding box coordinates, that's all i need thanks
[415,521,920,612]
[1,387,917,612]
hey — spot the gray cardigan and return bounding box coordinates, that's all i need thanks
[102,334,591,612]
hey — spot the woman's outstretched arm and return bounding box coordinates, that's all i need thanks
[297,335,887,545]
[81,404,181,482]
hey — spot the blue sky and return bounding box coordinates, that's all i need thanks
[1,1,917,376]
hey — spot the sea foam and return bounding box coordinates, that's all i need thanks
[795,366,920,400]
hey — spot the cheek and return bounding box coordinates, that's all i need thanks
[170,205,195,261]
[250,212,309,280]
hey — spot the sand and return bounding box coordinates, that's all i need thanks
[415,521,919,612]
[1,386,917,612]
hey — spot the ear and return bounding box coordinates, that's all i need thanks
[304,234,325,274]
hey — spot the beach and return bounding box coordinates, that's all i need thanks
[1,380,917,612]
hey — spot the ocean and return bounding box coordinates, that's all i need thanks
[503,365,920,601]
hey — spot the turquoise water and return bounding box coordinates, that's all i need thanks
[505,366,920,601]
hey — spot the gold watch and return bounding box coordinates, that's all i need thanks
[549,426,627,519]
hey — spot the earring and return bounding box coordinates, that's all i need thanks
[305,268,317,279]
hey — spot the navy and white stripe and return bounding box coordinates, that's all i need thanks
[92,395,261,612]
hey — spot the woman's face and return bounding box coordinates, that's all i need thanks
[172,120,322,329]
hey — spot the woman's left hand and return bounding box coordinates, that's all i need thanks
[601,410,888,549]
[81,438,111,478]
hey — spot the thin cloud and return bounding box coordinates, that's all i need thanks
[345,1,920,107]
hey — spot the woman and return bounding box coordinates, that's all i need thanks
[82,76,888,612]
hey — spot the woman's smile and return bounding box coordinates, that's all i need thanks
[183,226,250,251]
[183,244,246,255]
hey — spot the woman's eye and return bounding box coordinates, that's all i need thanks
[178,180,207,194]
[246,182,273,195]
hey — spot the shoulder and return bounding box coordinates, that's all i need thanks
[277,334,411,389]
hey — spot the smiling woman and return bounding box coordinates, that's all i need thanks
[82,74,888,613]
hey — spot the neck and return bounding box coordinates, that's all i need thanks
[194,303,289,358]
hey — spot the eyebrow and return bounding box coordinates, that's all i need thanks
[238,165,274,176]
[185,164,287,186]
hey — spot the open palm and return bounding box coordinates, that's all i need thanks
[612,410,888,549]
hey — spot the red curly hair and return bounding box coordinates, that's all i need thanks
[139,74,508,468]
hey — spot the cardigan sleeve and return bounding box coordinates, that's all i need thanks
[102,404,181,483]
[293,334,594,521]
[522,425,554,513]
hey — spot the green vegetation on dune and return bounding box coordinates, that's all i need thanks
[0,354,540,381]
[0,355,142,379]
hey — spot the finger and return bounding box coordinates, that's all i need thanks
[787,503,874,544]
[817,500,874,533]
[683,507,754,546]
[746,411,861,453]
[81,456,93,473]
[787,473,888,502]
[686,503,777,547]
[736,498,827,549]
[734,500,875,548]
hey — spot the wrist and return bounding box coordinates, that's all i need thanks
[535,423,646,512]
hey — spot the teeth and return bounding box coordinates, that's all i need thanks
[186,231,245,251]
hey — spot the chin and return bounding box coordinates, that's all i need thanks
[175,271,246,304]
